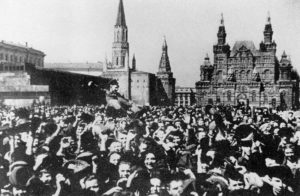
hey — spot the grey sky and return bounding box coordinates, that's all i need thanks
[0,0,299,87]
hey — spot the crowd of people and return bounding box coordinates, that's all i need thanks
[1,83,300,196]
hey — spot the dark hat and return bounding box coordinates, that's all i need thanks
[234,124,256,142]
[267,166,292,182]
[205,105,213,114]
[9,161,32,188]
[108,79,119,86]
[278,127,294,138]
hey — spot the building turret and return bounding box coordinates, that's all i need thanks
[279,51,292,80]
[200,54,214,81]
[217,14,226,45]
[213,14,230,57]
[260,12,276,53]
[131,54,136,71]
[158,36,171,73]
[157,36,176,105]
[264,12,273,44]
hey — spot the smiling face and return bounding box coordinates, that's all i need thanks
[144,153,157,170]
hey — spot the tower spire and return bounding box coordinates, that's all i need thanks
[159,36,171,72]
[162,35,167,50]
[110,0,129,70]
[217,13,226,45]
[266,11,271,25]
[263,12,273,44]
[115,0,126,27]
[220,13,224,26]
[132,53,136,70]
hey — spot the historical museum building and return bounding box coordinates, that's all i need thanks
[102,0,175,106]
[196,14,299,109]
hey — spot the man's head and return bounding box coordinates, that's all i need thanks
[109,80,119,93]
[109,141,122,153]
[84,175,100,193]
[118,161,131,179]
[38,170,52,186]
[109,152,121,166]
[168,179,184,196]
[267,166,293,195]
[284,145,295,160]
[149,177,162,195]
[117,132,127,147]
[228,176,244,191]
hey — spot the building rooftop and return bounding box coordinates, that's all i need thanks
[45,62,103,70]
[231,40,256,55]
[0,40,45,55]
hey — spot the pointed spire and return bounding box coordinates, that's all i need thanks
[266,11,271,25]
[220,13,224,26]
[159,37,171,73]
[205,53,209,60]
[115,0,126,26]
[203,54,211,66]
[217,13,226,45]
[282,50,287,58]
[132,53,136,70]
[162,35,168,50]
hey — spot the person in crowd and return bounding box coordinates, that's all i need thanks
[1,102,300,196]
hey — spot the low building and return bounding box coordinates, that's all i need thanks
[0,41,48,107]
[44,62,103,76]
[0,41,45,71]
[175,87,196,106]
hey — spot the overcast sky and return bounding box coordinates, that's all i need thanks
[0,0,299,87]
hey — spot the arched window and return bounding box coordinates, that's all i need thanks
[217,70,223,81]
[227,91,231,101]
[264,69,270,80]
[246,70,251,81]
[121,56,125,66]
[235,70,239,80]
[263,93,268,104]
[252,91,256,102]
[240,70,246,80]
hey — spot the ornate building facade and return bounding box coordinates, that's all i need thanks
[103,0,175,106]
[196,14,299,109]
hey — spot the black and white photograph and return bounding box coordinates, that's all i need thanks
[1,0,300,195]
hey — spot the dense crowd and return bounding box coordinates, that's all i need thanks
[1,84,300,196]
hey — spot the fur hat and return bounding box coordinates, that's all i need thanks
[9,161,32,188]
